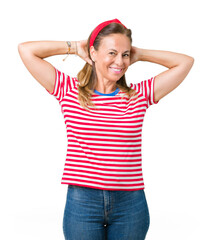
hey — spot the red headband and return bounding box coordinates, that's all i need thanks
[89,18,127,48]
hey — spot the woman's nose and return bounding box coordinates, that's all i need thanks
[114,54,124,66]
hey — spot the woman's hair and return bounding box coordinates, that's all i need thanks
[77,22,139,111]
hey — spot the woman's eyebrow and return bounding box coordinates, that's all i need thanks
[108,49,130,53]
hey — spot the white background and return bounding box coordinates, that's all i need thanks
[1,0,212,239]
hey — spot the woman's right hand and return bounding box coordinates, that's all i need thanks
[76,40,92,65]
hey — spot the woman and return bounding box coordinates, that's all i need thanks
[18,19,194,240]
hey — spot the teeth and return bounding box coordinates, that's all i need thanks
[112,68,122,71]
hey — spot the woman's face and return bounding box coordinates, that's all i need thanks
[90,33,131,83]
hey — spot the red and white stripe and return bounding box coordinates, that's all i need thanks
[46,68,159,191]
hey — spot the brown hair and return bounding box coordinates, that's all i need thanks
[77,22,138,111]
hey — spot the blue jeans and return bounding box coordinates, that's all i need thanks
[63,185,150,240]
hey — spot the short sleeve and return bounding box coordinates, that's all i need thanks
[142,76,159,108]
[130,76,159,108]
[46,67,77,102]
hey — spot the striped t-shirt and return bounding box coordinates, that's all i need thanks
[46,67,159,191]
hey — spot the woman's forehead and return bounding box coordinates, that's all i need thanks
[99,34,131,49]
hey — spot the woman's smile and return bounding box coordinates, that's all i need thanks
[109,66,123,74]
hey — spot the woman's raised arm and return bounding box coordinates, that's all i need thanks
[18,41,78,93]
[130,47,194,103]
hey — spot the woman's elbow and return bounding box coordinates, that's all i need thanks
[18,42,27,54]
[187,55,195,66]
[183,55,195,69]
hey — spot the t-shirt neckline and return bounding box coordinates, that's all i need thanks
[94,87,120,96]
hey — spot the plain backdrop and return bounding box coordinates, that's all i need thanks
[1,0,212,239]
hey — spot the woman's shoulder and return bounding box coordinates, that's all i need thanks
[129,76,155,95]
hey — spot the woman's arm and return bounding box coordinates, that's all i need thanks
[18,41,76,93]
[18,40,91,93]
[130,47,194,102]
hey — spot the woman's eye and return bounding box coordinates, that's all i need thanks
[109,52,129,57]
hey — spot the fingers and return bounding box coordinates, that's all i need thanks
[86,58,93,65]
[77,40,92,65]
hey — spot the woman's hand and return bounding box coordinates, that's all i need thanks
[76,40,92,65]
[130,46,141,65]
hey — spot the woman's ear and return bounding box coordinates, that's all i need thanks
[90,46,96,62]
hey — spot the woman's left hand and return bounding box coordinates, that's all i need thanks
[130,46,140,65]
[77,40,93,65]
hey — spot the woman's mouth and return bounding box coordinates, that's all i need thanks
[109,67,123,73]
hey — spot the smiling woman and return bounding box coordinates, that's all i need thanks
[18,18,194,240]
